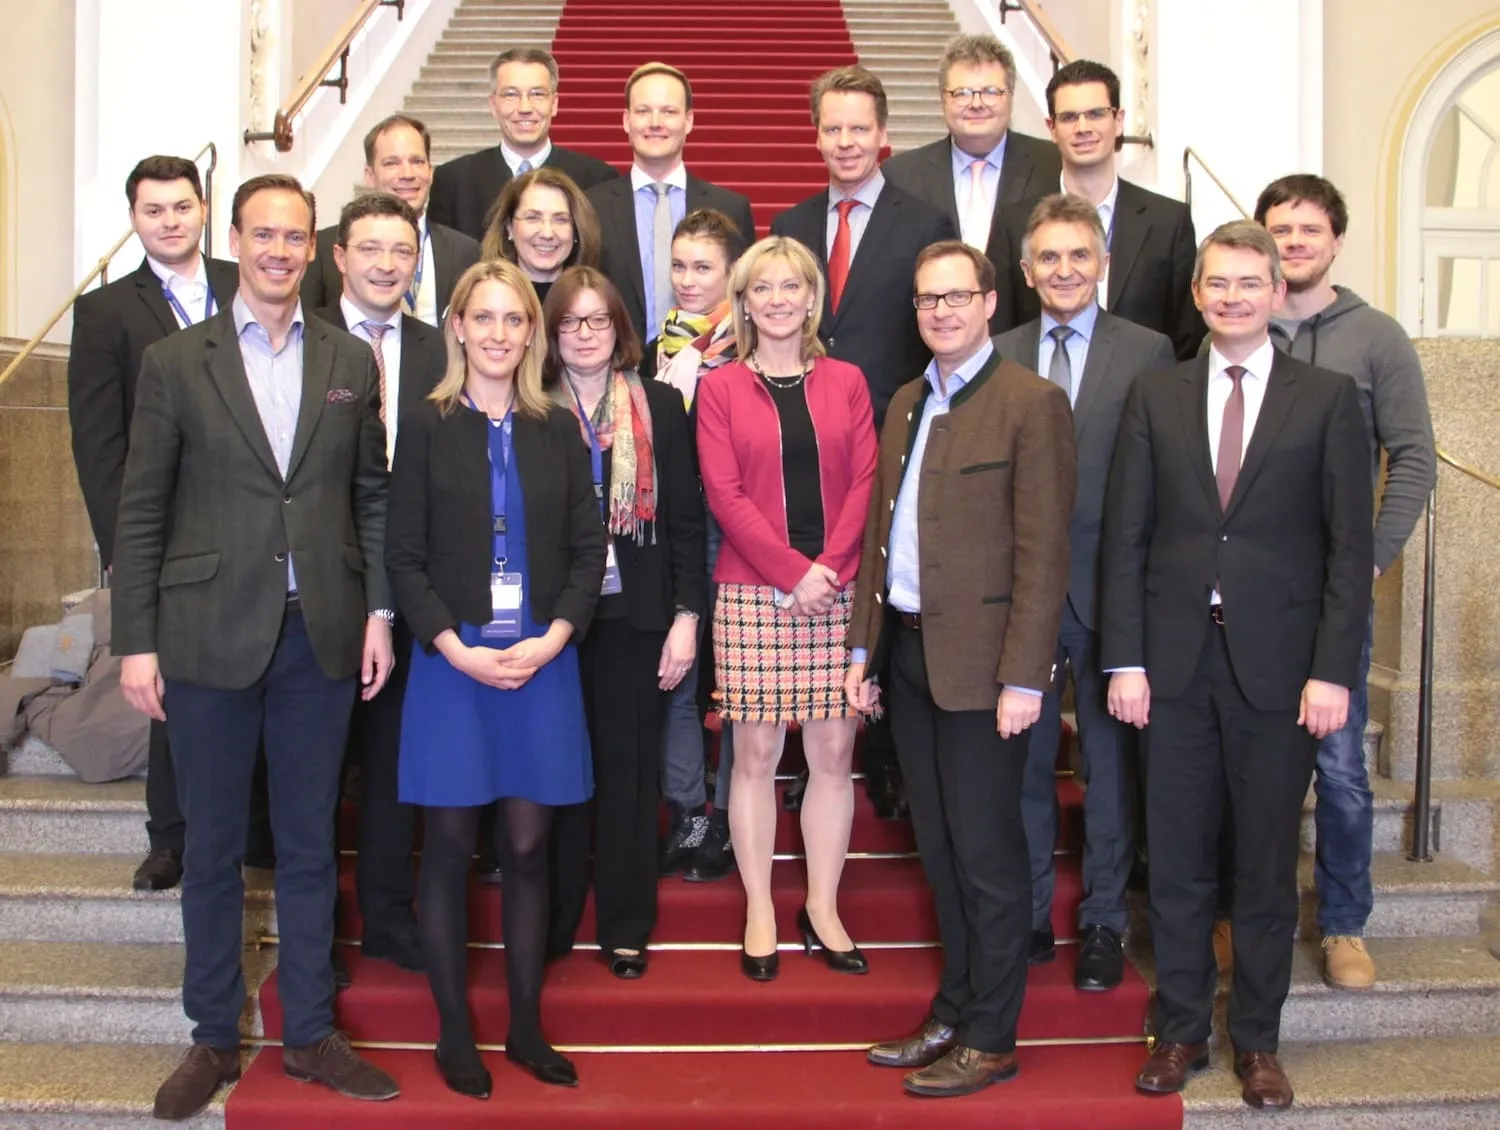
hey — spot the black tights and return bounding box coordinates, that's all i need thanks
[419,798,562,1065]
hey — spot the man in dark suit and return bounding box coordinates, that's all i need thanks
[993,194,1175,991]
[302,114,479,325]
[884,35,1061,259]
[311,192,448,974]
[990,60,1203,359]
[66,155,239,894]
[112,174,401,1120]
[772,65,956,818]
[851,240,1075,1097]
[588,62,756,345]
[1101,221,1372,1110]
[428,47,618,243]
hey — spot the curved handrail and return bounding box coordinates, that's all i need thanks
[244,0,405,152]
[1437,447,1500,491]
[0,141,218,390]
[1182,146,1251,219]
[1003,0,1074,72]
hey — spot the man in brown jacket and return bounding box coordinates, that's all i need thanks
[848,240,1075,1097]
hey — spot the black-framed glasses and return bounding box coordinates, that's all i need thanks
[913,290,983,310]
[1053,107,1117,126]
[556,312,613,333]
[943,86,1007,104]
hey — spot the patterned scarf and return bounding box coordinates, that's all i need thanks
[656,300,737,407]
[554,369,657,544]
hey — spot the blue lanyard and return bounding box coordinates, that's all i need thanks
[568,381,607,520]
[161,270,215,327]
[466,395,514,565]
[404,227,430,312]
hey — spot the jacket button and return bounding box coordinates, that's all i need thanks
[274,551,286,562]
[283,495,292,504]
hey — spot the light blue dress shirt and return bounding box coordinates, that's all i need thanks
[632,164,688,337]
[1038,301,1100,408]
[949,136,1007,244]
[824,170,885,263]
[233,294,305,591]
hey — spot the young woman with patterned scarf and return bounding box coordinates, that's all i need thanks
[541,266,707,979]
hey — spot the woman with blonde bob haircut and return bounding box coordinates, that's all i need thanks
[695,235,878,982]
[387,258,606,1098]
[480,168,602,305]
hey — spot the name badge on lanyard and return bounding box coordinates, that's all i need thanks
[572,384,624,597]
[479,406,524,638]
[162,272,215,328]
[404,227,430,315]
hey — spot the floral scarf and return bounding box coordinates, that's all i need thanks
[554,369,657,544]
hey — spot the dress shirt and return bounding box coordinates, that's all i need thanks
[234,294,305,591]
[1206,337,1273,605]
[824,170,885,265]
[147,255,213,327]
[341,295,403,466]
[1038,301,1099,408]
[412,215,439,327]
[631,162,688,336]
[1060,173,1120,308]
[950,136,1007,247]
[501,139,552,176]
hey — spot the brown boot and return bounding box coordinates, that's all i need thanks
[902,1046,1018,1097]
[153,1044,240,1121]
[866,1015,956,1069]
[1236,1051,1294,1109]
[1135,1041,1210,1094]
[282,1031,399,1101]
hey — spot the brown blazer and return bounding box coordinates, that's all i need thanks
[848,348,1077,712]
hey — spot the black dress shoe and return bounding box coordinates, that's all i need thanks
[434,1042,491,1099]
[363,927,426,973]
[659,804,708,876]
[684,812,733,882]
[505,1044,578,1087]
[133,848,182,892]
[796,908,869,974]
[1074,924,1125,991]
[867,772,910,822]
[474,855,504,885]
[605,948,647,979]
[331,947,352,991]
[781,769,808,811]
[1028,928,1056,965]
[741,948,780,982]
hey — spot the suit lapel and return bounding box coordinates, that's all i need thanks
[204,311,283,481]
[1223,353,1300,519]
[996,137,1036,209]
[131,259,187,337]
[832,186,900,327]
[1106,182,1149,307]
[927,141,960,225]
[206,260,238,318]
[399,316,444,417]
[285,317,334,483]
[1176,358,1220,515]
[605,178,647,317]
[1071,312,1116,434]
[430,225,452,319]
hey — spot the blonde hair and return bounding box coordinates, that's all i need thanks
[729,236,828,360]
[431,260,551,420]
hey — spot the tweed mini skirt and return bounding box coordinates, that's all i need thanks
[713,583,857,724]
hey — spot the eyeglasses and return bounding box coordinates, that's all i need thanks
[913,290,984,310]
[350,241,418,264]
[1052,107,1117,126]
[556,312,613,333]
[494,87,553,107]
[1200,277,1271,297]
[943,86,1008,104]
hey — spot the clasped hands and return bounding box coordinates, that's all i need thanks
[781,563,840,616]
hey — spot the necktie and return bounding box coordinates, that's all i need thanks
[516,158,533,174]
[1216,365,1246,510]
[828,199,858,311]
[650,182,674,335]
[963,159,992,251]
[1046,324,1074,401]
[361,321,390,424]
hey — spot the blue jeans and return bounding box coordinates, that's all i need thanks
[1312,612,1374,936]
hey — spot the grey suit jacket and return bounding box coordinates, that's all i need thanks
[111,307,390,690]
[992,309,1175,630]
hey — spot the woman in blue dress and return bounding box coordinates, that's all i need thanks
[386,259,606,1100]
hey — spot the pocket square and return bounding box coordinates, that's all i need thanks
[327,388,359,404]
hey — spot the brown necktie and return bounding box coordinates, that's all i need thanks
[1215,364,1246,510]
[361,321,390,424]
[828,199,858,311]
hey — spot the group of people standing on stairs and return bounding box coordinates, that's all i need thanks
[65,29,1434,1124]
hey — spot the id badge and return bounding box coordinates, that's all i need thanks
[601,541,623,596]
[483,571,524,638]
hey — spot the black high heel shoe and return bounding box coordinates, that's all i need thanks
[797,907,869,975]
[740,947,780,982]
[434,1042,492,1100]
[605,948,647,979]
[505,1043,579,1088]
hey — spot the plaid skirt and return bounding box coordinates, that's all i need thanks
[713,583,857,724]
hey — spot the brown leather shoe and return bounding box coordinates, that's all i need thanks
[1236,1051,1294,1109]
[902,1045,1018,1097]
[1135,1041,1210,1094]
[153,1044,240,1121]
[282,1030,399,1101]
[866,1015,957,1069]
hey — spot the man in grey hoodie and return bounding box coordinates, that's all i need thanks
[1254,174,1436,991]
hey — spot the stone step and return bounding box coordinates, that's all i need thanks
[1297,851,1500,939]
[1181,1032,1500,1127]
[0,1042,234,1128]
[0,777,146,855]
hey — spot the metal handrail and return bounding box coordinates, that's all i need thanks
[1412,448,1500,862]
[1182,146,1251,219]
[244,0,405,152]
[0,141,218,390]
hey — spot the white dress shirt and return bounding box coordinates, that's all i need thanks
[411,215,439,327]
[1060,174,1120,308]
[1207,335,1274,603]
[502,139,552,176]
[342,296,403,467]
[147,255,213,327]
[951,136,1007,250]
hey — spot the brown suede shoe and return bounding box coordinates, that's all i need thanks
[282,1030,399,1101]
[1236,1051,1294,1109]
[153,1044,240,1121]
[1135,1041,1210,1094]
[902,1046,1018,1097]
[866,1015,957,1069]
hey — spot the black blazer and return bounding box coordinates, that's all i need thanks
[311,304,448,428]
[991,179,1204,360]
[386,401,607,649]
[770,181,956,421]
[67,256,239,567]
[111,310,390,689]
[588,172,757,345]
[1099,350,1373,711]
[300,220,480,320]
[429,144,620,243]
[883,130,1063,267]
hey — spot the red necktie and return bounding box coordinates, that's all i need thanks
[1216,365,1246,510]
[828,199,858,311]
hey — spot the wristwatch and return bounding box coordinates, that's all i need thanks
[369,609,396,625]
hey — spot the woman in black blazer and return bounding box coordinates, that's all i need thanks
[541,265,708,979]
[387,259,605,1099]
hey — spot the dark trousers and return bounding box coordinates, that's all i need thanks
[551,617,667,952]
[146,718,278,863]
[345,617,417,941]
[1147,621,1315,1053]
[165,607,355,1050]
[890,624,1030,1053]
[1021,601,1132,932]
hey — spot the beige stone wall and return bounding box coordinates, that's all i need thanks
[289,0,368,99]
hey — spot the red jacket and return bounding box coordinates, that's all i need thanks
[696,357,877,593]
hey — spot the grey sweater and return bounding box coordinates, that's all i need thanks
[1270,287,1436,574]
